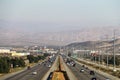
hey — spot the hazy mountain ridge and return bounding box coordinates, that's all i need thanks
[0,26,119,46]
[66,38,120,53]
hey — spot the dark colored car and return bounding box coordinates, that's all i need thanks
[27,66,31,70]
[73,63,76,67]
[82,65,85,67]
[91,77,97,80]
[90,70,95,75]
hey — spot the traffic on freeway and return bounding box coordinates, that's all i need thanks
[5,56,56,80]
[1,54,119,80]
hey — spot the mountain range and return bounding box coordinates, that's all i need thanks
[0,26,120,46]
[66,38,120,54]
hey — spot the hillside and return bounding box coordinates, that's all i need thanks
[0,26,120,46]
[66,38,120,53]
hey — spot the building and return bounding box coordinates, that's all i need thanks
[0,48,11,57]
[0,49,11,53]
[11,51,30,57]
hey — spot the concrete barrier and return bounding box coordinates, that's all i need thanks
[41,56,59,80]
[60,56,78,80]
[42,56,78,80]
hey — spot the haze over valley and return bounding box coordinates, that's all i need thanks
[0,26,120,46]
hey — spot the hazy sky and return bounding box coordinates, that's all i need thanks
[0,0,120,32]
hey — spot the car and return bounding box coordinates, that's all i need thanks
[32,71,37,75]
[48,65,51,68]
[38,63,41,65]
[82,65,85,67]
[85,66,88,69]
[91,77,97,80]
[27,66,31,70]
[80,69,84,72]
[90,70,95,75]
[72,63,76,67]
[67,62,70,66]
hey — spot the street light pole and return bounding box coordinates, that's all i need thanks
[113,30,116,71]
[98,50,101,71]
[105,35,109,68]
[107,52,109,67]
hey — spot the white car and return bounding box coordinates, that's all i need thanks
[48,65,51,68]
[80,69,84,72]
[32,71,37,75]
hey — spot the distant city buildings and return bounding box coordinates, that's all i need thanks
[0,48,30,57]
[0,46,57,57]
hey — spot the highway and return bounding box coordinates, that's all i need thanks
[4,55,113,80]
[5,62,51,80]
[67,61,109,80]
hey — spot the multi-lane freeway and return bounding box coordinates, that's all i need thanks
[5,55,56,80]
[61,54,111,80]
[66,59,110,80]
[3,55,118,80]
[5,63,50,80]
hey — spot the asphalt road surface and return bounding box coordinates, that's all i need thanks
[67,61,110,80]
[5,55,57,80]
[5,62,50,80]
